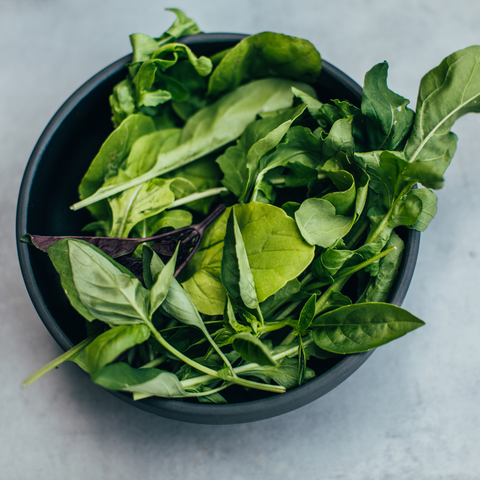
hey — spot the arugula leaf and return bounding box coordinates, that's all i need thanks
[405,45,480,176]
[361,62,414,151]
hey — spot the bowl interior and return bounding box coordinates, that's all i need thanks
[17,33,419,424]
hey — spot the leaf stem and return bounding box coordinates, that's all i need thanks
[22,335,97,387]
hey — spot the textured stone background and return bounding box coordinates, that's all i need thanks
[2,1,480,478]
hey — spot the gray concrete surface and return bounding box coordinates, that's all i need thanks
[2,1,480,478]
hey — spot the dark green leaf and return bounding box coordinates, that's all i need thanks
[232,333,278,366]
[312,303,424,354]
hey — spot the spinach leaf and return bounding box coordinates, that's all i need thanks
[131,209,192,238]
[298,294,317,333]
[208,32,322,97]
[295,198,354,248]
[361,62,414,151]
[408,188,438,232]
[312,303,424,354]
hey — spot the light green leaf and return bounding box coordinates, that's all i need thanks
[92,363,187,397]
[68,240,149,325]
[86,325,150,377]
[295,198,354,248]
[408,188,438,232]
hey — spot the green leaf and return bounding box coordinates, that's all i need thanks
[295,198,354,248]
[47,240,96,321]
[233,203,314,303]
[232,333,278,366]
[312,303,424,354]
[361,61,414,151]
[181,208,230,315]
[92,363,187,397]
[208,32,321,97]
[78,114,156,219]
[217,104,309,200]
[240,356,314,389]
[149,243,179,316]
[131,209,192,238]
[68,240,149,325]
[408,188,438,232]
[73,78,306,210]
[86,325,150,377]
[298,294,317,332]
[405,46,480,176]
[221,210,241,300]
[363,231,404,303]
[232,210,258,310]
[108,178,176,237]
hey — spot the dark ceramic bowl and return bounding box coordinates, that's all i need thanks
[16,33,420,424]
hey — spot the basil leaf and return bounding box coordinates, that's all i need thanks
[92,363,187,397]
[208,32,321,97]
[232,210,259,310]
[68,240,149,325]
[298,294,317,333]
[232,333,278,366]
[312,303,424,354]
[361,61,414,151]
[86,325,150,377]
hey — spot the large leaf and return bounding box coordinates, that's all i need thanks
[312,303,424,354]
[68,240,149,325]
[405,46,480,176]
[233,203,314,303]
[361,62,414,151]
[208,32,321,97]
[73,78,308,210]
[85,325,150,377]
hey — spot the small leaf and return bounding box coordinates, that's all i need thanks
[232,333,278,366]
[298,294,317,333]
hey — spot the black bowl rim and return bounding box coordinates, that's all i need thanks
[16,32,420,424]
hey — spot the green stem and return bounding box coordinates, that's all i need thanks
[182,336,314,389]
[139,355,168,369]
[144,319,284,393]
[22,335,97,387]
